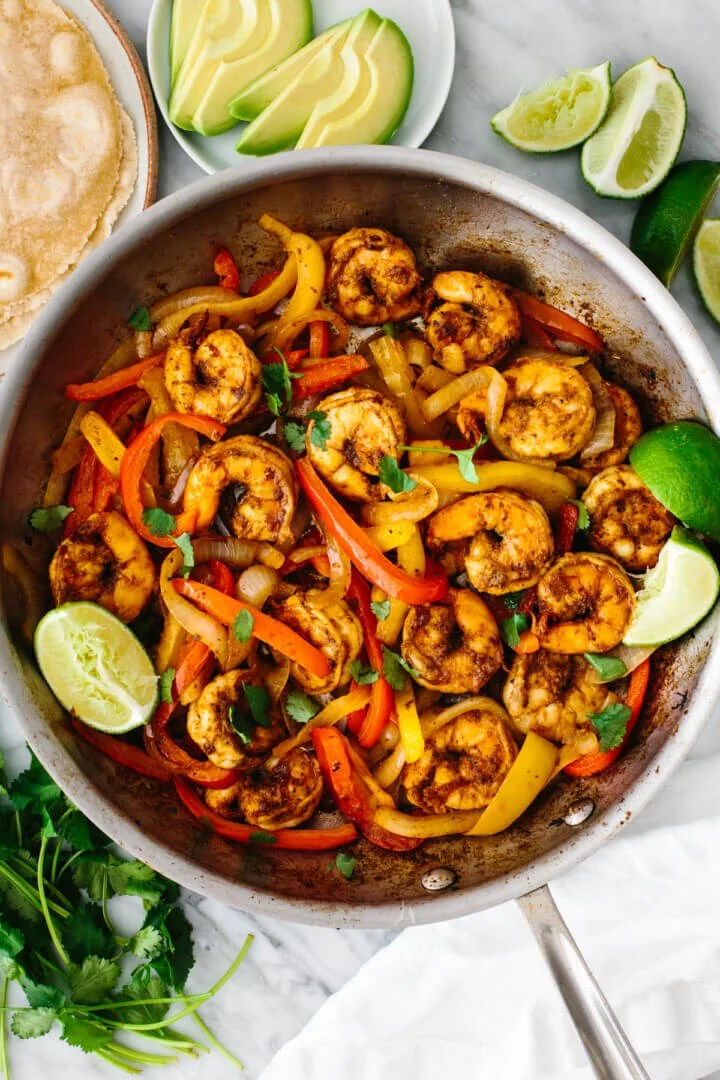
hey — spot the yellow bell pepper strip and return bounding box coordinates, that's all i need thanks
[375,523,426,646]
[79,411,126,479]
[374,806,482,838]
[409,460,577,515]
[259,214,327,351]
[364,520,416,552]
[369,335,439,438]
[264,685,373,769]
[394,682,425,764]
[465,731,558,835]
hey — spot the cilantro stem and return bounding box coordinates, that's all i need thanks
[136,1031,205,1055]
[0,977,8,1080]
[102,997,214,1032]
[101,873,114,935]
[0,863,55,918]
[30,948,65,978]
[54,848,85,883]
[107,1042,177,1066]
[13,809,22,848]
[75,990,212,1013]
[190,1007,244,1071]
[206,934,254,999]
[36,834,70,967]
[10,853,70,906]
[49,836,64,885]
[96,1048,141,1074]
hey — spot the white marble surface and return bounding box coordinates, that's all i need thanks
[2,0,720,1077]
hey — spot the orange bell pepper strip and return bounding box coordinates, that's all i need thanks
[346,572,396,748]
[65,354,165,401]
[512,290,604,352]
[171,578,331,678]
[120,412,225,546]
[293,355,369,399]
[214,247,240,292]
[174,637,215,699]
[296,458,448,605]
[309,320,330,358]
[71,718,171,782]
[312,727,423,851]
[564,658,651,777]
[173,776,358,850]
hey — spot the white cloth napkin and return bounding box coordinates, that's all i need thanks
[260,720,720,1080]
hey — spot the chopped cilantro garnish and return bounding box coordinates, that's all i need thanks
[159,668,175,705]
[381,646,418,690]
[283,420,307,453]
[141,507,176,538]
[378,455,416,494]
[370,599,391,621]
[262,351,301,416]
[243,684,271,727]
[232,609,254,643]
[583,653,628,683]
[500,611,531,649]
[127,305,152,332]
[285,690,321,724]
[229,704,253,744]
[28,505,73,533]
[173,532,194,577]
[381,321,397,338]
[397,437,488,484]
[587,702,632,751]
[333,852,356,880]
[249,830,278,845]
[571,499,591,531]
[348,660,379,685]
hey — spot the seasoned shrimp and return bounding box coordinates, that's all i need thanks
[503,651,614,755]
[495,359,596,462]
[306,388,406,502]
[270,588,363,694]
[402,701,517,813]
[183,435,297,543]
[326,227,423,326]
[582,382,642,471]
[424,270,521,369]
[164,327,262,424]
[583,465,675,571]
[186,669,284,771]
[401,587,503,694]
[536,552,635,653]
[49,510,154,623]
[427,491,555,594]
[205,747,323,829]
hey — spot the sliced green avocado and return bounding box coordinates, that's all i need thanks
[236,9,381,157]
[170,0,312,135]
[298,17,413,148]
[230,17,354,122]
[169,0,201,89]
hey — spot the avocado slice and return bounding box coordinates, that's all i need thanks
[235,9,381,157]
[230,17,354,122]
[297,17,413,148]
[169,0,201,89]
[169,0,312,135]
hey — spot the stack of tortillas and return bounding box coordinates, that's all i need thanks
[0,0,138,350]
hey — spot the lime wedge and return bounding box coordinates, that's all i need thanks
[629,420,720,542]
[631,161,720,285]
[581,58,686,198]
[694,218,720,321]
[490,62,611,153]
[34,602,159,734]
[623,526,719,646]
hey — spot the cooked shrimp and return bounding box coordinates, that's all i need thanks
[205,747,323,829]
[186,669,284,771]
[270,588,363,694]
[183,434,297,543]
[503,651,614,755]
[402,702,517,813]
[326,227,423,326]
[424,270,521,369]
[583,465,675,572]
[164,327,262,424]
[582,382,642,471]
[536,552,635,653]
[426,491,555,594]
[49,510,154,623]
[401,587,503,694]
[456,387,489,443]
[496,359,596,462]
[306,388,406,502]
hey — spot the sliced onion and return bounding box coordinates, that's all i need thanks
[192,536,260,569]
[236,564,280,609]
[159,548,228,668]
[594,643,656,682]
[265,685,373,767]
[374,806,481,838]
[422,365,495,422]
[373,743,406,789]
[134,329,154,359]
[419,695,512,740]
[402,334,432,370]
[256,543,286,570]
[579,362,616,460]
[511,345,588,366]
[362,472,439,526]
[270,308,349,356]
[312,528,351,607]
[485,367,555,468]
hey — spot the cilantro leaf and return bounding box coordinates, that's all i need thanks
[502,590,526,612]
[232,609,254,643]
[249,830,278,845]
[228,705,252,745]
[108,860,168,905]
[143,903,194,992]
[571,499,591,531]
[587,702,632,752]
[113,970,169,1025]
[159,667,175,705]
[262,352,301,415]
[584,653,628,683]
[61,1015,113,1052]
[243,684,271,728]
[62,905,114,963]
[381,646,418,691]
[62,809,95,853]
[141,507,176,538]
[128,925,164,960]
[28,505,73,533]
[378,455,416,494]
[11,1008,56,1039]
[0,917,24,962]
[308,411,331,451]
[285,690,321,724]
[370,599,391,621]
[9,754,61,811]
[265,392,282,416]
[174,532,195,577]
[21,980,65,1011]
[500,612,531,649]
[397,438,488,484]
[333,852,356,880]
[128,305,152,332]
[284,420,307,453]
[381,321,397,338]
[67,956,121,1004]
[348,659,379,686]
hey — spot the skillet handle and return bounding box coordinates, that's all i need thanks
[516,885,649,1080]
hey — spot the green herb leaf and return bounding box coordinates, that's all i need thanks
[262,352,301,416]
[28,505,73,533]
[243,684,271,728]
[381,321,397,338]
[378,455,416,494]
[571,499,591,531]
[397,438,488,484]
[308,410,331,451]
[21,980,65,1011]
[128,925,164,960]
[67,956,121,1004]
[587,702,632,752]
[284,420,307,453]
[114,970,169,1025]
[9,754,61,812]
[62,809,95,853]
[61,1015,113,1052]
[333,852,356,880]
[249,830,278,845]
[142,902,194,992]
[141,507,176,538]
[232,609,254,643]
[159,667,175,705]
[62,905,114,962]
[584,653,628,683]
[348,659,379,686]
[11,1008,56,1039]
[0,917,24,962]
[285,690,321,724]
[502,590,526,612]
[228,704,252,745]
[174,532,195,578]
[381,646,418,691]
[370,599,391,622]
[128,305,152,332]
[500,612,531,649]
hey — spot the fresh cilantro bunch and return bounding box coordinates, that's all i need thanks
[0,750,250,1077]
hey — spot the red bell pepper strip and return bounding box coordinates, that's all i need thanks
[293,355,369,399]
[248,269,281,296]
[173,776,358,850]
[120,412,225,546]
[144,702,240,788]
[64,444,98,535]
[214,247,240,292]
[564,658,651,778]
[71,718,171,782]
[555,502,579,555]
[171,578,331,678]
[345,679,365,735]
[312,727,423,851]
[207,559,235,597]
[65,354,165,402]
[296,458,448,604]
[512,290,604,353]
[358,679,395,749]
[522,316,556,349]
[346,572,396,748]
[309,320,330,359]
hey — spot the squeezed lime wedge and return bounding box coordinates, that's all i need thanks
[694,218,720,322]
